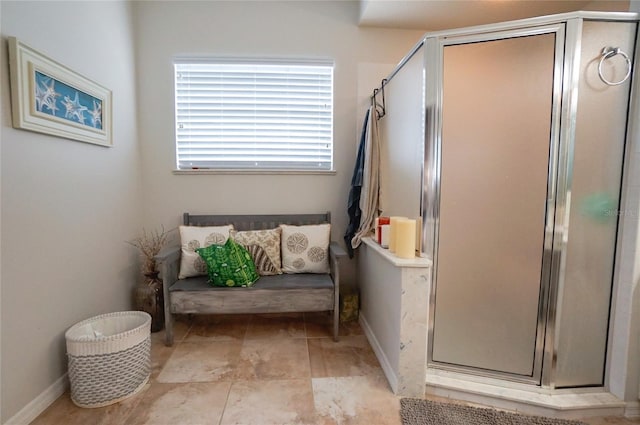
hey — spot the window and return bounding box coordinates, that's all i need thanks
[174,59,334,172]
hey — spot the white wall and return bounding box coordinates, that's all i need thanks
[132,0,425,244]
[358,245,402,378]
[584,0,631,11]
[0,0,423,420]
[0,1,141,422]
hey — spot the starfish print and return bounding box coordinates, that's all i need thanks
[61,92,88,124]
[35,77,59,113]
[89,100,102,128]
[35,82,47,112]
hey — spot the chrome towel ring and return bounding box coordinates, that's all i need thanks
[598,46,632,86]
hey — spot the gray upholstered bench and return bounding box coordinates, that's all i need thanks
[156,212,347,346]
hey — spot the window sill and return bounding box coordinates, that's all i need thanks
[173,169,337,176]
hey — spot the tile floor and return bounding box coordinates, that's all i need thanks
[32,313,640,425]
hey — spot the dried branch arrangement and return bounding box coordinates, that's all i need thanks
[127,226,168,277]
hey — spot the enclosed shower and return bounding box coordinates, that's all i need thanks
[358,10,640,416]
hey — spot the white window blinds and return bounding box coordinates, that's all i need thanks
[174,60,334,171]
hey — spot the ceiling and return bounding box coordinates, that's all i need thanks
[358,0,632,31]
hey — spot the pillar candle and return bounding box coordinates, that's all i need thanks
[389,216,407,253]
[380,224,390,248]
[377,216,390,244]
[396,218,416,259]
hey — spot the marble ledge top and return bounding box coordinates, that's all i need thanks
[362,237,433,269]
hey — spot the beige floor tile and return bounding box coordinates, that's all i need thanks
[304,312,363,338]
[185,314,250,342]
[237,338,311,380]
[123,382,230,425]
[150,316,225,381]
[150,338,176,381]
[151,318,192,345]
[221,379,316,425]
[313,375,400,425]
[245,312,306,339]
[32,310,640,425]
[30,387,146,425]
[308,335,382,378]
[339,320,364,336]
[303,311,335,338]
[157,340,242,383]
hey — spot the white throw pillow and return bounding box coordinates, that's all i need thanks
[280,223,330,274]
[178,225,233,279]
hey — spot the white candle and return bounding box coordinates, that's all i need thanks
[380,224,390,248]
[389,216,407,253]
[396,218,416,259]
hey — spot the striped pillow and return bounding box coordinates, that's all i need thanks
[230,228,282,276]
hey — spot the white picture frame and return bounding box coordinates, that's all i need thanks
[7,37,112,147]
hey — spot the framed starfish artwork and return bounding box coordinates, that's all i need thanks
[7,37,112,147]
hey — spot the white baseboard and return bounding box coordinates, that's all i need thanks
[5,373,68,425]
[625,400,640,418]
[359,313,398,393]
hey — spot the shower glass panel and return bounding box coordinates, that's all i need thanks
[378,45,426,219]
[552,20,637,388]
[431,32,557,379]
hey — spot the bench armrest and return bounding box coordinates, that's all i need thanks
[329,241,347,282]
[328,241,347,341]
[155,245,180,286]
[156,245,180,292]
[155,245,181,346]
[329,241,347,261]
[156,244,181,264]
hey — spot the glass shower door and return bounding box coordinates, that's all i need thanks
[430,28,561,381]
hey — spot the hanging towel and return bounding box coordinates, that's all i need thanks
[351,103,380,252]
[344,108,370,258]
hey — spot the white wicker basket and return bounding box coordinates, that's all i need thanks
[65,311,151,408]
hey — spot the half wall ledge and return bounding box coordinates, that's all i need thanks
[357,237,431,397]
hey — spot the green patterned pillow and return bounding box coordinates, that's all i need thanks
[196,238,259,287]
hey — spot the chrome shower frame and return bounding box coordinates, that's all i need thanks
[417,12,639,388]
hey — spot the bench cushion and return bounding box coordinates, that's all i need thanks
[170,273,334,292]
